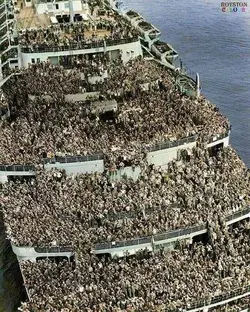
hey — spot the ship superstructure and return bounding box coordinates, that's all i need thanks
[0,0,250,311]
[0,0,143,81]
[0,0,197,91]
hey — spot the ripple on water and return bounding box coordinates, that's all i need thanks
[125,0,250,167]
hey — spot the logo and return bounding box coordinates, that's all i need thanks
[221,2,247,12]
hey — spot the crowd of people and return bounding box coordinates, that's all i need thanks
[1,46,18,64]
[17,220,250,311]
[2,146,250,247]
[0,88,8,110]
[18,13,139,52]
[1,6,247,310]
[5,53,120,96]
[58,52,118,77]
[0,57,230,168]
[210,297,250,312]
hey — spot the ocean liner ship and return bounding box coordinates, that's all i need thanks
[0,0,250,311]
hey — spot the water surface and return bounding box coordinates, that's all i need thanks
[124,0,250,166]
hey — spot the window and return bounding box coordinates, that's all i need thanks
[55,3,59,9]
[64,2,69,9]
[31,58,35,64]
[37,58,40,63]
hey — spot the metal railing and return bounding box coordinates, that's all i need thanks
[0,14,6,26]
[181,65,197,82]
[138,21,156,32]
[95,203,180,223]
[96,236,152,250]
[95,206,250,251]
[0,131,230,171]
[144,134,197,153]
[34,246,73,253]
[81,205,250,233]
[207,131,229,144]
[170,285,250,312]
[154,224,205,242]
[225,207,250,222]
[0,27,7,38]
[44,153,104,165]
[174,57,197,82]
[20,37,138,54]
[0,164,35,172]
[95,225,204,251]
[153,40,176,54]
[126,10,140,18]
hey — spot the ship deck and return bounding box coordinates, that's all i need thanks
[16,0,115,39]
[16,0,52,29]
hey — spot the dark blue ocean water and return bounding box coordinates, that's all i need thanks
[124,0,250,167]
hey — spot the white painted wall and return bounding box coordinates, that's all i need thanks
[147,141,197,167]
[186,292,250,312]
[0,175,8,183]
[65,92,99,102]
[20,40,142,67]
[109,166,141,181]
[12,244,73,262]
[24,0,32,7]
[0,135,230,183]
[36,0,82,15]
[94,206,249,256]
[8,58,19,69]
[146,134,230,167]
[207,135,229,148]
[110,243,153,257]
[0,171,35,183]
[88,69,108,84]
[44,159,104,175]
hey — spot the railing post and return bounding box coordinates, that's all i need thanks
[196,72,200,98]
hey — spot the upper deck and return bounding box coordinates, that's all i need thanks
[16,3,51,29]
[15,0,91,29]
[15,0,136,40]
[0,0,143,79]
[15,0,112,29]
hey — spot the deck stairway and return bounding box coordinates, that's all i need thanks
[0,19,13,32]
[0,33,8,45]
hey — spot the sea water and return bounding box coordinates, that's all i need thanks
[124,0,250,167]
[0,213,26,312]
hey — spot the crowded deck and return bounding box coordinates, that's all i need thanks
[17,221,250,311]
[0,58,230,168]
[0,0,249,311]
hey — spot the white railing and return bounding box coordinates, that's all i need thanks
[95,207,250,252]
